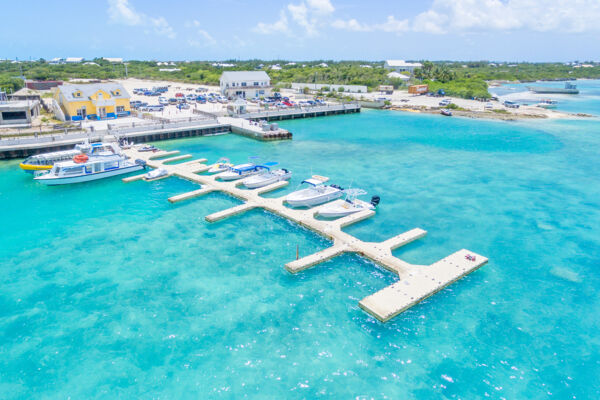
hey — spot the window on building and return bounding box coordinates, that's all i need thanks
[254,82,259,86]
[2,111,27,120]
[116,106,125,112]
[73,91,81,97]
[241,82,247,87]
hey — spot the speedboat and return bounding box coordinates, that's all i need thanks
[536,99,558,109]
[317,189,380,218]
[144,168,168,180]
[208,157,233,173]
[441,109,452,116]
[218,163,261,181]
[34,154,146,185]
[138,145,158,152]
[241,162,291,189]
[285,176,344,208]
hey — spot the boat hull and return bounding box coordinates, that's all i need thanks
[34,164,144,185]
[527,87,579,94]
[19,163,52,173]
[317,199,374,218]
[242,172,292,189]
[285,190,342,208]
[219,170,258,181]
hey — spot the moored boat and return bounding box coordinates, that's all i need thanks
[144,168,169,180]
[34,154,146,185]
[527,82,579,94]
[317,189,380,218]
[208,157,234,173]
[218,163,261,181]
[19,141,122,173]
[241,162,291,189]
[285,176,343,208]
[440,109,452,116]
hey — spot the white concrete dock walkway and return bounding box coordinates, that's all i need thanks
[123,147,488,322]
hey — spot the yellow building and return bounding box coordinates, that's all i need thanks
[54,83,131,121]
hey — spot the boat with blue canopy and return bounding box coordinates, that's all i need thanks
[242,162,291,189]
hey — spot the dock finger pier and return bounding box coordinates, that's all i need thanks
[123,147,488,323]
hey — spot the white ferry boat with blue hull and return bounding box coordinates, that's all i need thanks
[34,154,145,185]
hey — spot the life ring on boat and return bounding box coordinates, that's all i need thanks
[73,154,89,163]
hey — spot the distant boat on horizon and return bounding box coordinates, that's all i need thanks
[527,82,579,94]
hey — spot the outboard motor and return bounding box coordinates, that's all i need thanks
[135,159,147,168]
[370,195,380,207]
[331,184,344,190]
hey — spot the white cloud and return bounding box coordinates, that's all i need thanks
[376,16,410,33]
[254,0,334,36]
[306,0,334,15]
[332,15,409,34]
[107,0,176,38]
[331,18,371,32]
[107,0,142,26]
[332,0,600,36]
[254,10,289,34]
[151,17,176,39]
[413,0,600,34]
[185,20,216,46]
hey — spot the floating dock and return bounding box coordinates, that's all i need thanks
[123,147,488,322]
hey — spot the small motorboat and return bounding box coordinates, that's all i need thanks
[208,157,233,173]
[138,145,158,152]
[536,99,558,109]
[317,189,380,218]
[285,176,344,208]
[218,163,261,181]
[145,168,168,180]
[441,109,452,116]
[242,162,291,189]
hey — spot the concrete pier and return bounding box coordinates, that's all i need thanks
[359,249,488,322]
[123,146,488,322]
[168,187,214,203]
[205,203,257,222]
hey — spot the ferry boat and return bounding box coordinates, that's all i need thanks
[317,189,380,218]
[19,141,121,173]
[34,153,146,185]
[527,82,579,94]
[241,162,291,189]
[285,176,343,208]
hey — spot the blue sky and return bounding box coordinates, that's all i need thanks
[2,0,600,61]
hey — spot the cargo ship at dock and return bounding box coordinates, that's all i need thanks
[527,82,579,94]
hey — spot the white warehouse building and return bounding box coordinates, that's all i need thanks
[220,71,271,99]
[384,60,423,74]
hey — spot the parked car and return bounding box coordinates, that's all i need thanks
[439,99,451,106]
[175,92,184,98]
[178,103,190,110]
[168,98,178,105]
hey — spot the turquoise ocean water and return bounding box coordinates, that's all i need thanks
[1,107,599,398]
[489,79,600,116]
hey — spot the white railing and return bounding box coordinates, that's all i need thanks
[239,102,360,119]
[0,117,219,147]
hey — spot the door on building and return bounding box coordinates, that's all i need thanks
[98,107,106,119]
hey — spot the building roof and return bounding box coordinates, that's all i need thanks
[57,83,130,102]
[220,71,270,82]
[387,72,410,80]
[65,57,83,63]
[385,60,422,68]
[103,57,123,63]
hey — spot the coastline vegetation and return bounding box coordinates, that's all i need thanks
[1,59,599,100]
